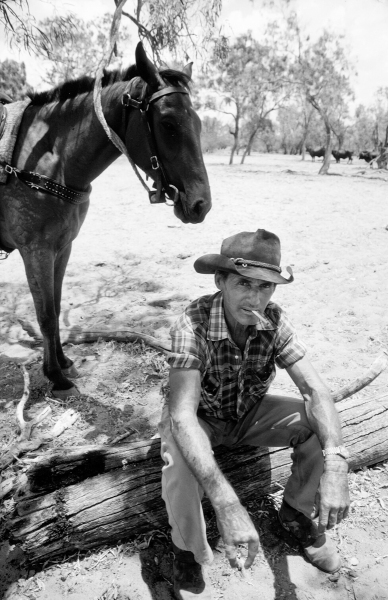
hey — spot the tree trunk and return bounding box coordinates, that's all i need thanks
[319,113,332,175]
[241,129,258,164]
[6,386,388,566]
[301,138,306,161]
[229,116,240,165]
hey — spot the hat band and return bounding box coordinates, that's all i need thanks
[231,257,282,273]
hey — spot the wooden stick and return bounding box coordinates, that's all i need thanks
[18,321,388,401]
[332,350,388,403]
[19,319,171,354]
[16,365,52,441]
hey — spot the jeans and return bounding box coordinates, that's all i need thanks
[158,393,324,565]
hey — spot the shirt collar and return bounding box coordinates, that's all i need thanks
[207,293,277,342]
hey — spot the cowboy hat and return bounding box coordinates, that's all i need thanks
[194,229,293,285]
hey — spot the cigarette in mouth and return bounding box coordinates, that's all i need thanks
[251,310,271,326]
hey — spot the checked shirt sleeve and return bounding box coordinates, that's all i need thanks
[167,309,206,371]
[274,309,306,369]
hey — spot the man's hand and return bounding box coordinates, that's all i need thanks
[216,502,260,569]
[315,459,350,534]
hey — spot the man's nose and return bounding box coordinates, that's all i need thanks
[248,289,264,305]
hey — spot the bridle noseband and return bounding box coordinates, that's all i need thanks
[121,82,189,206]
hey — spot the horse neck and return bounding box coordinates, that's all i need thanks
[19,85,127,190]
[61,85,126,187]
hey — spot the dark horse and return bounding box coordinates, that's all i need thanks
[0,43,211,398]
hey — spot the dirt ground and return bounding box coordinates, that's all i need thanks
[1,152,388,600]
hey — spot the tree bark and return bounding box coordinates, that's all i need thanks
[6,372,388,566]
[318,113,332,175]
[241,128,258,164]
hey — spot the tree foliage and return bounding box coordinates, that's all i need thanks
[122,0,224,64]
[37,14,131,86]
[0,0,74,56]
[0,58,32,99]
[202,30,291,165]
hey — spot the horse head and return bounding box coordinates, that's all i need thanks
[123,43,211,224]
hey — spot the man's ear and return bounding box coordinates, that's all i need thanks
[214,271,223,291]
[135,42,165,90]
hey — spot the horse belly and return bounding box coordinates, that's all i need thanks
[0,180,89,251]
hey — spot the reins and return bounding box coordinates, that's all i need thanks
[92,0,188,207]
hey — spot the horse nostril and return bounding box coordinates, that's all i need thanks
[194,199,204,215]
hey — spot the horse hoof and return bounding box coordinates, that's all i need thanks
[62,364,79,379]
[52,385,81,399]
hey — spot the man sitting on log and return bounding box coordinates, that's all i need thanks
[159,229,350,600]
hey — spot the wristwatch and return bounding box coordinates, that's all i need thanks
[322,446,350,461]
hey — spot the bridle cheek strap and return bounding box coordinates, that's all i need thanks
[122,82,189,206]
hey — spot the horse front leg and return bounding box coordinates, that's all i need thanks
[20,247,80,398]
[53,242,79,379]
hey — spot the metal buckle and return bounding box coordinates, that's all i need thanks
[150,156,159,170]
[122,94,142,109]
[5,164,14,174]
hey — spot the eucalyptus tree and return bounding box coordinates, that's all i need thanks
[203,30,292,165]
[0,58,32,99]
[37,14,131,86]
[121,0,225,63]
[290,24,355,174]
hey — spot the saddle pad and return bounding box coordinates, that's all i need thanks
[0,98,32,184]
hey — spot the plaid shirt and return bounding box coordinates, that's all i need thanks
[167,292,306,421]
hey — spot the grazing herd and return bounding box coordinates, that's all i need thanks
[306,147,379,165]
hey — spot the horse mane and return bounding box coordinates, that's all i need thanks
[27,66,191,106]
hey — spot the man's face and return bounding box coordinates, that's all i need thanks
[215,272,276,328]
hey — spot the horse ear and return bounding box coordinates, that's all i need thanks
[135,42,164,89]
[182,62,193,79]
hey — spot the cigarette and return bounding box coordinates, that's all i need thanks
[251,310,271,327]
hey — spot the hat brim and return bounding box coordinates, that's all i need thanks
[194,254,293,285]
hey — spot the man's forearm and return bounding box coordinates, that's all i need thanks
[170,412,239,509]
[305,386,344,449]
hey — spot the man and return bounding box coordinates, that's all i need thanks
[159,229,350,600]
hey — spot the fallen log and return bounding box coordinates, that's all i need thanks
[6,353,388,566]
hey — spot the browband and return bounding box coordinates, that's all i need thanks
[148,86,189,104]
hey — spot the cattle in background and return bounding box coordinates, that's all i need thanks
[359,151,379,163]
[332,150,353,164]
[306,147,325,161]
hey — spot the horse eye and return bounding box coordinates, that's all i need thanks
[161,121,175,131]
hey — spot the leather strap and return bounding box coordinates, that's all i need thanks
[3,164,91,205]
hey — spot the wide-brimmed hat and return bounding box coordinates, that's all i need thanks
[194,229,293,285]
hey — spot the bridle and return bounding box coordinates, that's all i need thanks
[121,79,189,206]
[2,79,190,208]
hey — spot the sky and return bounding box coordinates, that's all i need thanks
[1,0,388,107]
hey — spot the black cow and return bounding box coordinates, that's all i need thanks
[359,151,379,163]
[306,147,325,161]
[332,150,353,164]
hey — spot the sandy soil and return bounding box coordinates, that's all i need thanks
[1,152,388,600]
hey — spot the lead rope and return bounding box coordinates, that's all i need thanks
[92,0,151,195]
